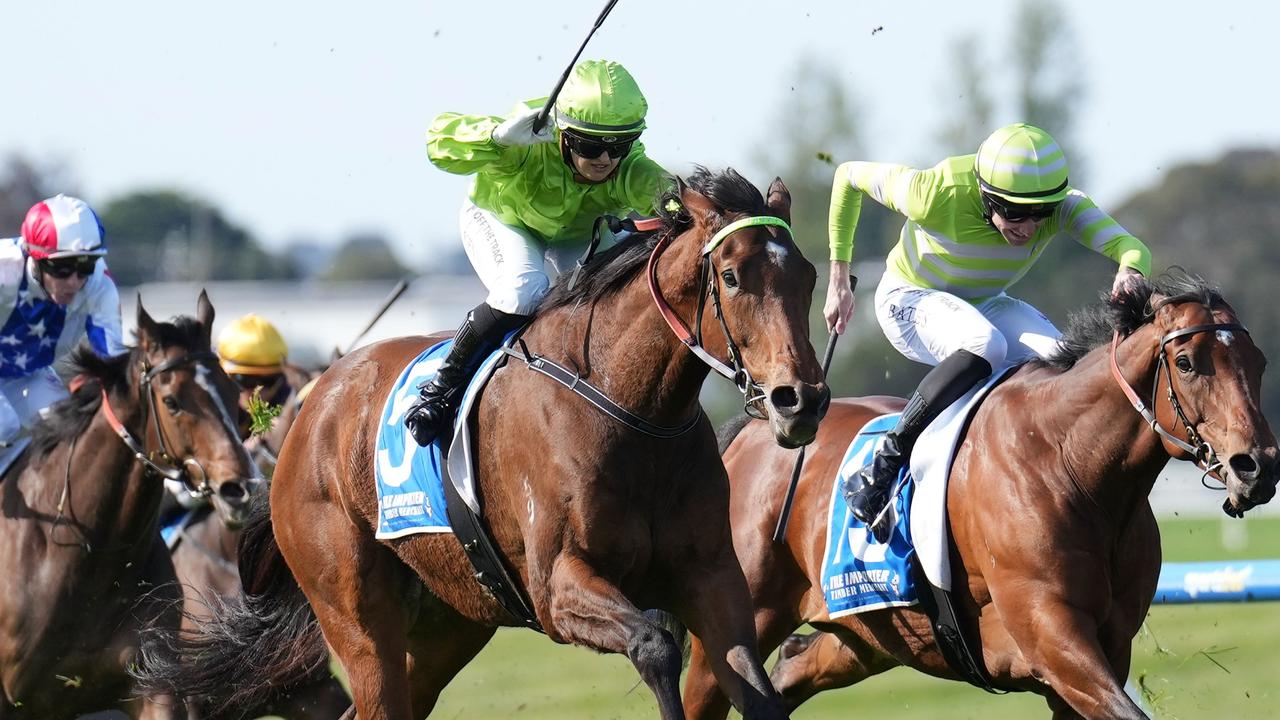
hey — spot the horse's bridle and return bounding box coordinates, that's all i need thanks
[1109,309,1248,478]
[99,350,222,497]
[648,215,792,418]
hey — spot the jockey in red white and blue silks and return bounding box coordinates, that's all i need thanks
[0,194,124,442]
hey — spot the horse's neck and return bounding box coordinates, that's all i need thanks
[71,396,166,548]
[1046,326,1170,523]
[529,238,711,427]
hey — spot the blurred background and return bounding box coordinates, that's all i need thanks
[7,0,1278,717]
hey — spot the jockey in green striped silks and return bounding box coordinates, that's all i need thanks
[824,123,1151,540]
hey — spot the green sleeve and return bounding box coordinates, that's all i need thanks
[828,162,863,263]
[618,148,674,215]
[1059,191,1153,275]
[425,111,527,175]
[829,160,934,262]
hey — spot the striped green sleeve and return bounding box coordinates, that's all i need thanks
[829,161,933,262]
[1059,191,1152,276]
[426,112,526,175]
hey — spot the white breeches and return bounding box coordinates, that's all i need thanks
[873,271,1062,369]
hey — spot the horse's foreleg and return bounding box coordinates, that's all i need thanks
[1008,601,1148,719]
[546,553,686,720]
[684,604,799,720]
[279,508,414,720]
[674,561,787,720]
[403,611,496,718]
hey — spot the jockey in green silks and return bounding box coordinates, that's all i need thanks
[404,59,673,447]
[824,123,1153,541]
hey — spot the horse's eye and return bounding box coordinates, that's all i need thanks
[721,269,739,289]
[163,396,182,414]
[1175,355,1194,373]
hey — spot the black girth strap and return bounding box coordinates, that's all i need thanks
[910,558,1010,694]
[439,436,543,632]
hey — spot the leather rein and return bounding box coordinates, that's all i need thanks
[505,212,792,437]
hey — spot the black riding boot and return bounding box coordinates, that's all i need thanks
[843,349,993,541]
[404,303,526,447]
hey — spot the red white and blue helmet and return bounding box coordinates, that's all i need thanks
[21,194,107,260]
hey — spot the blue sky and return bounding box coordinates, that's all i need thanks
[2,1,1274,267]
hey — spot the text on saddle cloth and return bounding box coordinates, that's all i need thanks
[375,338,509,539]
[822,412,919,617]
[819,365,1017,618]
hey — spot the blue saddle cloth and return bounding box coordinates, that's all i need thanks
[374,340,458,539]
[819,413,920,617]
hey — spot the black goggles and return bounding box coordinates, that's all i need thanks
[231,373,284,390]
[562,130,638,160]
[40,256,98,279]
[983,193,1060,223]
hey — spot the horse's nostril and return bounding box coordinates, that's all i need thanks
[1229,453,1260,480]
[218,481,248,503]
[770,385,799,410]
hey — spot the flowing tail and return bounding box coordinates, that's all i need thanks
[132,492,331,716]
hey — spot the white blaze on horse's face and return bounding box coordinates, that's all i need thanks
[767,240,789,267]
[1218,330,1236,346]
[195,365,265,481]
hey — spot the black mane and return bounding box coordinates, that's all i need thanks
[1035,269,1224,371]
[30,315,208,457]
[536,166,768,314]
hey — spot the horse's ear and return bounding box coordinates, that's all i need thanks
[766,177,792,223]
[136,294,160,351]
[196,289,215,346]
[679,180,718,226]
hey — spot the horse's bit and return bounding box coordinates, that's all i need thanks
[1110,317,1248,480]
[100,350,222,497]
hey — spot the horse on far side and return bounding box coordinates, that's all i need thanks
[683,273,1277,720]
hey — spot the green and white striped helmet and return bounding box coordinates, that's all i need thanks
[975,123,1070,204]
[554,59,647,139]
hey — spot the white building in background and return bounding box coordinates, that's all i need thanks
[120,275,485,366]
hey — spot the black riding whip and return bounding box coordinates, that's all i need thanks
[772,274,856,544]
[337,278,410,358]
[531,0,622,134]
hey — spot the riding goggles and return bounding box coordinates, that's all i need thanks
[562,129,639,160]
[982,192,1060,223]
[231,372,284,390]
[40,256,98,279]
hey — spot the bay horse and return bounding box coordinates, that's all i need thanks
[683,273,1278,719]
[168,363,349,719]
[136,168,830,719]
[0,292,260,719]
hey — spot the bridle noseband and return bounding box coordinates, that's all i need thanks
[1110,309,1248,479]
[648,215,792,418]
[99,349,222,497]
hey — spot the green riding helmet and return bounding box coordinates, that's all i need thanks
[554,59,647,140]
[974,123,1070,204]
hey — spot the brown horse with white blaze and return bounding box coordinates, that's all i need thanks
[0,292,259,719]
[135,168,829,719]
[683,273,1277,719]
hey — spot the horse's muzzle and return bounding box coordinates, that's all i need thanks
[211,478,255,526]
[1224,448,1278,516]
[767,382,830,448]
